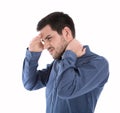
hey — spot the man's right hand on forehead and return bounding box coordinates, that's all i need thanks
[28,34,44,52]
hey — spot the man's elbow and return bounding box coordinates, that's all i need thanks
[22,81,34,91]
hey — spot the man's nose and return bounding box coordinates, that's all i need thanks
[44,41,50,49]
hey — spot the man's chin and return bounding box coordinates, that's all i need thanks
[52,53,63,60]
[52,56,60,60]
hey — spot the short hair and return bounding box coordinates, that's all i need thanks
[37,12,75,38]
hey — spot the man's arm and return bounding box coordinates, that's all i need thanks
[22,49,52,90]
[22,34,52,90]
[56,40,109,99]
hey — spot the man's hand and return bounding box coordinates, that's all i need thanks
[66,39,86,57]
[29,34,44,52]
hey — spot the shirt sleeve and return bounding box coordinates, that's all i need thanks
[57,50,109,99]
[22,49,52,90]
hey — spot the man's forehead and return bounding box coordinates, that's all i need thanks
[40,32,51,40]
[40,26,52,38]
[40,25,52,33]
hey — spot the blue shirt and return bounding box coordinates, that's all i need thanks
[22,45,109,113]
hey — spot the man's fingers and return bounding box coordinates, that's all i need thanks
[81,48,86,55]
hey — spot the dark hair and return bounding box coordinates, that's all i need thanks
[37,12,75,38]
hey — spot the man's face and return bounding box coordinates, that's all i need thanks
[40,25,68,59]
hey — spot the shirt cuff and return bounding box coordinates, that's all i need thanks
[26,48,42,62]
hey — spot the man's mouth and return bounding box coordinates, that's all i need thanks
[48,47,54,54]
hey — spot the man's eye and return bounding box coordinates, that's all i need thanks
[47,37,52,40]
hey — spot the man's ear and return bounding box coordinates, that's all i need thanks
[62,26,73,42]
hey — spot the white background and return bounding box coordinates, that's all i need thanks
[0,0,120,113]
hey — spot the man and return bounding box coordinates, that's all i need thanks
[22,12,109,113]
